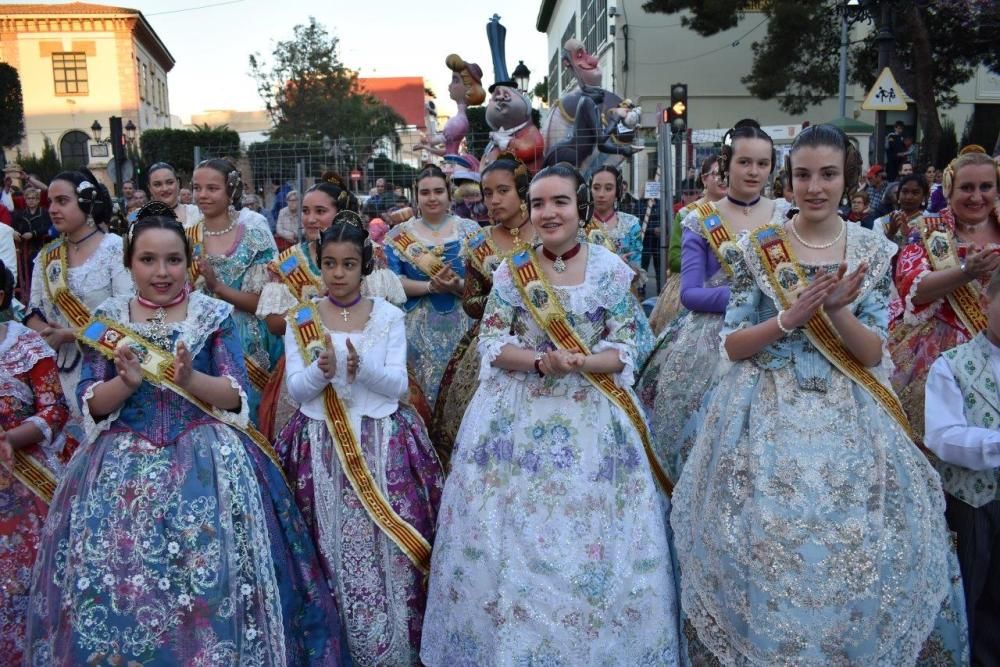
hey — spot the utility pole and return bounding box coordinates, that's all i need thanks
[874,0,894,165]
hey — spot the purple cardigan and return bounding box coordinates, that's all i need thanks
[679,228,729,313]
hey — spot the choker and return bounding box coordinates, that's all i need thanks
[726,194,762,216]
[592,209,616,224]
[329,294,363,322]
[420,216,450,233]
[541,243,582,273]
[137,286,188,328]
[66,227,101,249]
[499,216,531,240]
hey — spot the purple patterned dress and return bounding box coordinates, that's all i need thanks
[278,297,443,666]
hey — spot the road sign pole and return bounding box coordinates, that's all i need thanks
[658,113,672,293]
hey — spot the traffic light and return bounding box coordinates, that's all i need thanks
[109,116,125,164]
[667,83,688,133]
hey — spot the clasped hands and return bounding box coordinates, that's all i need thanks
[317,335,360,382]
[781,262,868,330]
[113,340,195,391]
[537,349,587,378]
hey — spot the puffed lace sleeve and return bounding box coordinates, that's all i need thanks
[242,226,279,295]
[107,235,136,298]
[476,261,522,381]
[894,237,940,326]
[25,351,69,454]
[77,337,120,441]
[256,281,299,318]
[591,255,641,387]
[207,315,252,427]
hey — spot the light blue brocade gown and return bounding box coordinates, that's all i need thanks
[25,293,346,665]
[671,223,968,665]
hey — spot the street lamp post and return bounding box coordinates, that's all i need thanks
[512,61,531,94]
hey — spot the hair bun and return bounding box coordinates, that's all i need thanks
[959,144,987,155]
[136,201,178,221]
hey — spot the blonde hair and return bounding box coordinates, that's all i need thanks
[943,145,1000,198]
[445,54,486,106]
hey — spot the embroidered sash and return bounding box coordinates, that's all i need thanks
[506,248,673,495]
[287,301,432,573]
[185,223,269,391]
[921,219,988,336]
[581,220,618,254]
[694,202,743,276]
[386,230,449,279]
[10,451,58,503]
[749,225,914,439]
[41,240,91,328]
[76,316,288,486]
[466,230,503,277]
[272,243,324,301]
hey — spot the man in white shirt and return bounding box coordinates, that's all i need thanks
[925,269,1000,664]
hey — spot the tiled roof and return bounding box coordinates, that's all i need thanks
[0,2,139,15]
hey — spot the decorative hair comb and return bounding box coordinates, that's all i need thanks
[135,201,178,221]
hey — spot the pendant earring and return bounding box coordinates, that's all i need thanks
[519,202,528,216]
[86,216,96,228]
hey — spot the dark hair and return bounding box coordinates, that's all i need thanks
[305,171,359,213]
[316,211,374,275]
[52,167,113,225]
[0,260,13,310]
[787,123,863,202]
[697,154,720,189]
[897,173,930,197]
[147,162,177,179]
[195,158,244,208]
[530,162,594,222]
[719,119,776,183]
[481,151,531,202]
[123,202,192,268]
[590,165,624,203]
[414,165,451,201]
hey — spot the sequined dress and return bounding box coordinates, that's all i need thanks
[0,322,69,664]
[672,222,969,665]
[383,216,480,408]
[25,292,345,665]
[420,244,680,666]
[277,297,443,665]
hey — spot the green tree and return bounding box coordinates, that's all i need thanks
[139,126,241,178]
[0,63,25,148]
[248,17,404,170]
[18,137,63,183]
[641,0,1000,161]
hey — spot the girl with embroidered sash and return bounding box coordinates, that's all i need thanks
[421,164,679,666]
[672,124,968,666]
[429,153,535,469]
[890,146,1000,445]
[924,269,1000,665]
[25,208,346,665]
[383,165,480,408]
[0,262,71,665]
[873,172,930,252]
[637,120,786,487]
[147,161,200,227]
[647,154,727,335]
[279,218,443,665]
[587,165,646,286]
[25,169,134,444]
[188,158,282,425]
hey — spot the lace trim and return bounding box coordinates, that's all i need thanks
[592,340,635,387]
[0,323,55,377]
[361,268,407,306]
[255,282,299,318]
[79,380,120,443]
[719,320,752,364]
[209,374,251,430]
[477,333,521,382]
[902,269,942,326]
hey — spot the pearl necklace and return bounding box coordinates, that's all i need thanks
[789,216,846,249]
[204,218,236,236]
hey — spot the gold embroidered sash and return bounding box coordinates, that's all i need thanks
[694,202,743,277]
[76,315,288,486]
[288,301,432,573]
[386,230,449,279]
[466,230,503,277]
[581,220,618,253]
[272,243,324,301]
[185,223,268,391]
[749,224,914,439]
[506,248,673,496]
[921,219,988,336]
[41,240,91,328]
[9,451,58,504]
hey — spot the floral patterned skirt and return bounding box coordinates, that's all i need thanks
[889,316,970,444]
[26,423,346,666]
[429,323,481,470]
[404,302,472,411]
[278,406,443,666]
[421,372,680,666]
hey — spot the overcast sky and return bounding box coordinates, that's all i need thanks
[28,0,550,122]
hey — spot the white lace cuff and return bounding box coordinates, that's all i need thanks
[256,282,298,318]
[593,340,636,388]
[362,269,407,306]
[209,374,251,430]
[25,415,53,450]
[79,381,120,443]
[902,269,942,326]
[477,334,521,381]
[719,321,753,363]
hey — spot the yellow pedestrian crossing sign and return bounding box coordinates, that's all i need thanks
[862,67,909,111]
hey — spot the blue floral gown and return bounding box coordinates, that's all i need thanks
[384,216,480,407]
[671,222,969,665]
[421,244,680,666]
[192,220,281,423]
[25,292,346,665]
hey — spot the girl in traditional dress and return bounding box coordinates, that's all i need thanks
[421,164,679,666]
[384,165,480,408]
[637,120,786,485]
[25,168,134,441]
[147,161,200,227]
[890,147,1000,442]
[279,213,443,665]
[189,158,280,423]
[672,124,968,665]
[0,261,70,664]
[587,165,645,283]
[430,153,535,468]
[26,205,345,665]
[874,173,930,251]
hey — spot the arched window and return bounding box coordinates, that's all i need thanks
[60,130,90,170]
